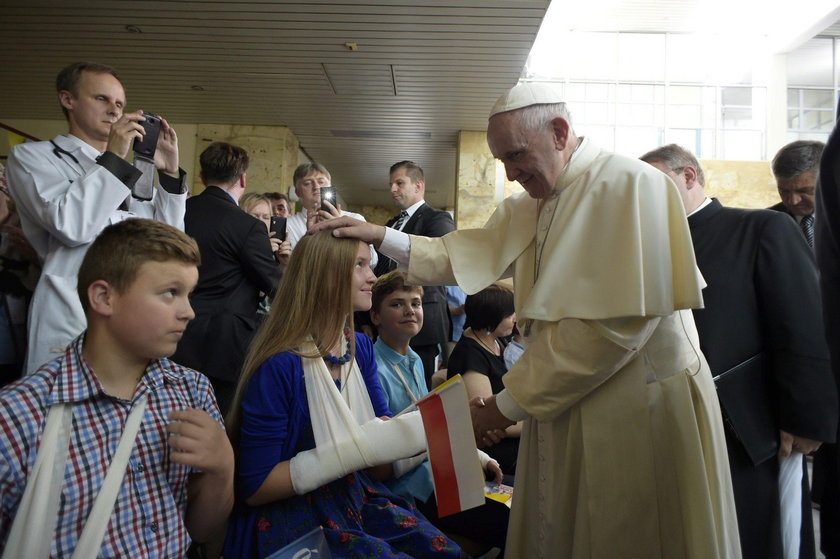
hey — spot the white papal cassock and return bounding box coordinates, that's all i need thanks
[400,139,741,559]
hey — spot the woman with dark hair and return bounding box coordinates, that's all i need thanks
[224,231,462,558]
[447,283,520,475]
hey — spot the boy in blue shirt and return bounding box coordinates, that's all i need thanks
[371,270,508,555]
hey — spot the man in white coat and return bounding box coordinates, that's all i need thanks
[7,62,187,374]
[313,82,741,558]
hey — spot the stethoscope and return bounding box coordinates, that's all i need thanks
[49,139,131,211]
[50,140,84,175]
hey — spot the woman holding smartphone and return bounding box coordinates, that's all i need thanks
[224,231,462,558]
[239,192,291,264]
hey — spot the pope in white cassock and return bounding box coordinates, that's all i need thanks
[312,82,741,559]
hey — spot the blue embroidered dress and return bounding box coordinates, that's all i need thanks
[224,333,460,558]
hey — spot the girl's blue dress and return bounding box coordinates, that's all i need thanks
[224,334,461,558]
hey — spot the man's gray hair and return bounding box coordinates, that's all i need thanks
[771,141,825,180]
[516,102,574,133]
[293,161,331,184]
[639,144,705,186]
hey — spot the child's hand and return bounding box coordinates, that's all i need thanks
[484,458,503,484]
[167,409,234,477]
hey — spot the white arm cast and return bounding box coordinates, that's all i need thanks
[290,411,426,495]
[477,449,494,469]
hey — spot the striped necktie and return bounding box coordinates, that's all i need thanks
[392,210,409,231]
[800,214,814,248]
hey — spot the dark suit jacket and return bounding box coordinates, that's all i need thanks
[815,117,840,556]
[374,203,455,347]
[768,200,794,217]
[768,200,816,244]
[689,198,837,558]
[172,186,280,383]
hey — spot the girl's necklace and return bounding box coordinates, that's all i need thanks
[324,327,352,365]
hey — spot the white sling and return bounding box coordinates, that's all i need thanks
[3,397,148,559]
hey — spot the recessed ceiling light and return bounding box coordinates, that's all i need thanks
[190,85,205,91]
[125,24,142,33]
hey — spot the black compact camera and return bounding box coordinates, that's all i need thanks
[270,216,287,241]
[132,112,162,158]
[319,186,338,212]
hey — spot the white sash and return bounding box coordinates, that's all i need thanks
[3,397,148,559]
[301,342,376,465]
[2,405,73,559]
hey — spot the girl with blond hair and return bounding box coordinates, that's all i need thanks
[224,231,462,558]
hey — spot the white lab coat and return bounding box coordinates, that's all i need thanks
[7,134,186,373]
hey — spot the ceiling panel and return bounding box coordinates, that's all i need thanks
[2,0,838,206]
[0,0,549,206]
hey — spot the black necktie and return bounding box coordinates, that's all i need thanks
[800,214,814,248]
[392,210,409,231]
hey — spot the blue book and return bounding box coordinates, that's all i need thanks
[264,526,332,559]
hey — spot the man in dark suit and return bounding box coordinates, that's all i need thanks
[770,140,825,248]
[815,114,840,558]
[374,161,454,387]
[642,144,838,559]
[171,142,280,414]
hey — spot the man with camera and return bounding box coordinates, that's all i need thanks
[7,61,188,374]
[171,142,281,415]
[285,161,378,266]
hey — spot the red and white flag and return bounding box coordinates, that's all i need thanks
[416,375,485,517]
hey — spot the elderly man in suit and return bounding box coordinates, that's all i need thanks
[374,161,454,387]
[171,142,282,414]
[770,140,825,248]
[642,144,837,559]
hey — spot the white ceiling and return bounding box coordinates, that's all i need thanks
[1,0,837,207]
[0,0,549,207]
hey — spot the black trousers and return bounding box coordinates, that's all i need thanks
[815,442,840,558]
[416,493,510,553]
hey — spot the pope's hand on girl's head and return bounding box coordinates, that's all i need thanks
[308,216,387,247]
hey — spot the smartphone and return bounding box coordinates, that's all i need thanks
[319,186,338,212]
[270,216,287,241]
[133,112,162,158]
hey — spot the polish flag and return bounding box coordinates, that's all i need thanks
[416,375,485,517]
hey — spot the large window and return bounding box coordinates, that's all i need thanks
[524,31,839,160]
[787,88,835,141]
[786,37,837,143]
[534,78,763,160]
[524,32,770,159]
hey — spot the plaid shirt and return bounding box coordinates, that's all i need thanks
[0,335,222,557]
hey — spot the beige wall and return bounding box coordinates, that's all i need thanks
[455,130,524,230]
[192,124,298,196]
[701,159,779,209]
[453,130,782,230]
[2,119,782,217]
[1,119,300,199]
